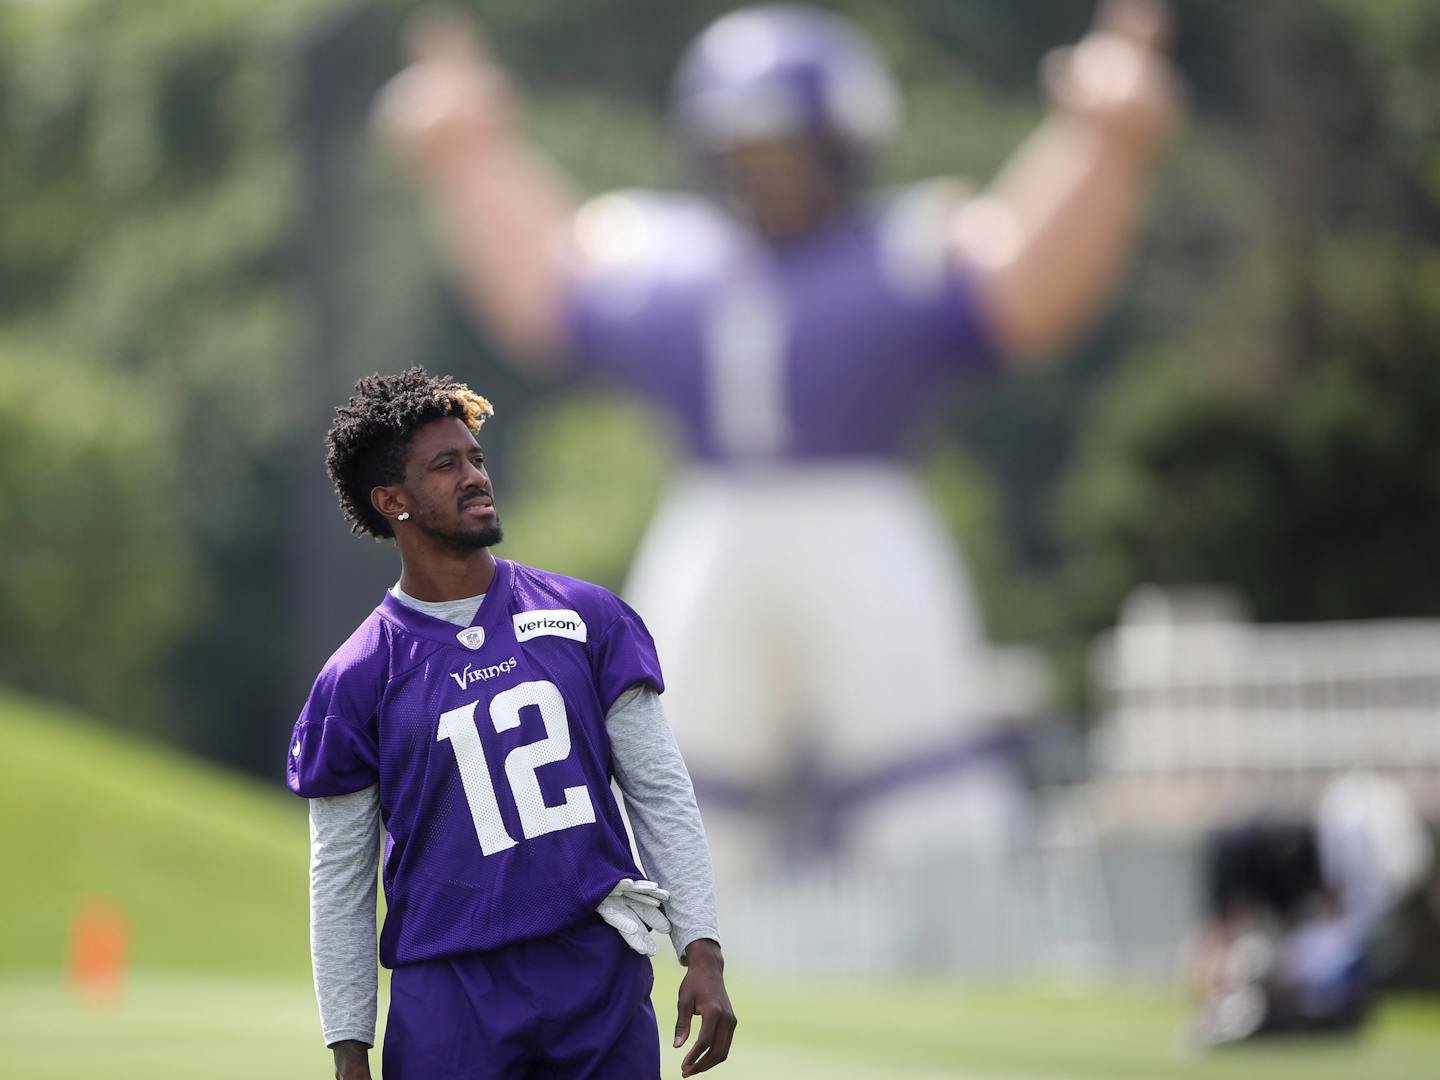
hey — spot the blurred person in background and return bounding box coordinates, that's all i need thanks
[374,0,1182,900]
[1188,772,1434,1046]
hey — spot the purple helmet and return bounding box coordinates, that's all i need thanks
[671,5,902,159]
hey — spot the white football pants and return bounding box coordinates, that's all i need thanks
[624,463,1021,900]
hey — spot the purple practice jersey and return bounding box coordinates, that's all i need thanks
[563,182,999,463]
[287,560,663,968]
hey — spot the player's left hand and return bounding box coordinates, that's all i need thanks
[596,878,672,955]
[675,939,737,1075]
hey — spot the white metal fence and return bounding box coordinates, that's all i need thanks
[719,797,1122,976]
[1092,588,1440,793]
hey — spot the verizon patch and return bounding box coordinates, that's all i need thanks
[512,609,587,644]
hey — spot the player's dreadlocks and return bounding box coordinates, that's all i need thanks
[325,367,494,540]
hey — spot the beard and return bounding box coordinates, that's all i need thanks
[411,506,504,551]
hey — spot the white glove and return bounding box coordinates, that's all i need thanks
[596,878,672,956]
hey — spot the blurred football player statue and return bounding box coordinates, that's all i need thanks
[376,1,1182,898]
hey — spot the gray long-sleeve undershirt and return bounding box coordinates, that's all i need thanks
[307,587,720,1047]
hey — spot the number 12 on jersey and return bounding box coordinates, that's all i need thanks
[437,679,597,855]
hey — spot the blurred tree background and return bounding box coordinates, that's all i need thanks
[1,0,1436,778]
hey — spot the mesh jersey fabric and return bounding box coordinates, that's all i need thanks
[562,183,998,463]
[288,559,664,966]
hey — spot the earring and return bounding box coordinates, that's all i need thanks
[397,511,410,522]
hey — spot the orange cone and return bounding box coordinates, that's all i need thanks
[69,897,129,1005]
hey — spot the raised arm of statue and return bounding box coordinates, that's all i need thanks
[956,0,1184,363]
[374,10,581,368]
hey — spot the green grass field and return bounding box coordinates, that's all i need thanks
[5,691,1440,1079]
[5,970,1440,1079]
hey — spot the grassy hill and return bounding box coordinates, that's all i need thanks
[0,691,309,977]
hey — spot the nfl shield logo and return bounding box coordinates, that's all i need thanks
[456,626,486,650]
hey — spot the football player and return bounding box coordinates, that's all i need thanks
[288,368,735,1079]
[375,1,1182,894]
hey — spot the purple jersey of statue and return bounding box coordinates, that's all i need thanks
[563,183,998,463]
[287,559,663,968]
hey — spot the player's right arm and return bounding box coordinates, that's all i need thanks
[288,631,388,1078]
[373,10,581,368]
[308,786,382,1079]
[330,1038,372,1080]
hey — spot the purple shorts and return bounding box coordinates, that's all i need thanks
[382,916,659,1080]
